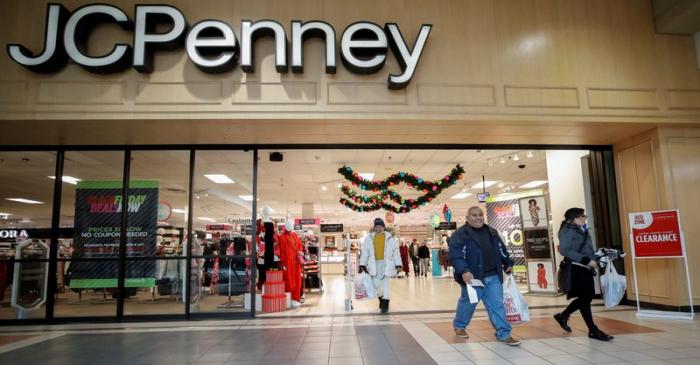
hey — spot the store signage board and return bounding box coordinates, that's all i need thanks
[295,218,320,226]
[629,210,683,257]
[628,209,694,320]
[436,222,457,230]
[7,3,432,89]
[0,229,29,239]
[320,224,344,233]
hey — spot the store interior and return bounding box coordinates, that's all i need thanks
[0,148,603,319]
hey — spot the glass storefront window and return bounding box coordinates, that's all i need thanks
[123,151,190,316]
[54,151,124,319]
[192,151,253,314]
[0,152,57,320]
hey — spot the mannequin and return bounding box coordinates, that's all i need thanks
[279,220,303,307]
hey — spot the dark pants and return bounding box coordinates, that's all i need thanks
[411,257,420,274]
[562,295,596,331]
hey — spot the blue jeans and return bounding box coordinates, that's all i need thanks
[453,274,511,341]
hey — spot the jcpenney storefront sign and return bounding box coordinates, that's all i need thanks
[7,4,432,89]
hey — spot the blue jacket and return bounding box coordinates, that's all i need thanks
[448,223,514,284]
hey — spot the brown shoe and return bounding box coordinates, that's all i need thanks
[500,336,521,346]
[454,328,469,338]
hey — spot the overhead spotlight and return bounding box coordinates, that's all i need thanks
[321,185,327,191]
[513,154,520,161]
[527,151,534,158]
[500,157,506,164]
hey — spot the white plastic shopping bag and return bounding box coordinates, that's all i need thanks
[600,263,626,307]
[354,273,376,300]
[503,274,530,325]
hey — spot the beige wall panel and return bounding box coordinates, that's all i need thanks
[135,82,222,105]
[37,81,124,105]
[617,147,650,297]
[504,86,579,108]
[417,84,496,106]
[633,141,661,211]
[667,137,700,301]
[0,81,27,105]
[667,89,700,110]
[232,82,317,105]
[328,83,407,105]
[588,88,660,110]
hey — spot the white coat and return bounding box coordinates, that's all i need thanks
[360,231,403,277]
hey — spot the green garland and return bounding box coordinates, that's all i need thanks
[337,164,465,213]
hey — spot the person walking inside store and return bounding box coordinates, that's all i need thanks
[409,239,420,276]
[553,208,614,341]
[448,206,520,346]
[417,240,431,277]
[359,218,403,314]
[399,240,410,277]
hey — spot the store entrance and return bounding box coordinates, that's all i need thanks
[251,148,620,316]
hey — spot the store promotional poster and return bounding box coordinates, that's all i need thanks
[69,181,159,288]
[485,200,526,281]
[518,196,556,293]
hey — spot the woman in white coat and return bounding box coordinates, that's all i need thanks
[359,218,403,313]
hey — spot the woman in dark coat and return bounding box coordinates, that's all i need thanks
[553,208,614,341]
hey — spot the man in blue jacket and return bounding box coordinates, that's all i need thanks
[448,206,520,346]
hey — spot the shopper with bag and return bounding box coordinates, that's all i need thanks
[359,218,403,314]
[553,208,614,341]
[448,206,521,346]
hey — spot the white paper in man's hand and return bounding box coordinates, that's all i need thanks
[470,279,484,287]
[466,284,479,304]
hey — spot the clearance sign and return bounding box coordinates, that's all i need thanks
[629,210,684,258]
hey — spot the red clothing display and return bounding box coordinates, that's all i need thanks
[278,230,303,301]
[399,245,410,275]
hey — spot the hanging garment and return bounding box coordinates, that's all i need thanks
[399,245,410,275]
[279,230,303,301]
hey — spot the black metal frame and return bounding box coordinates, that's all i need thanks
[0,143,617,325]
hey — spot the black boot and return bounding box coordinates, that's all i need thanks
[380,299,389,314]
[378,296,383,309]
[553,313,572,332]
[588,328,614,341]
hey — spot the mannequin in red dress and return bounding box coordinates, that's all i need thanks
[399,241,410,276]
[278,222,303,307]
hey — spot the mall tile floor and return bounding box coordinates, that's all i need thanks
[1,307,699,365]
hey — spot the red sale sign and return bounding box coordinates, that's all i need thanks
[629,210,684,258]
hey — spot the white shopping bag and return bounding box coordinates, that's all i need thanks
[600,263,626,307]
[503,274,530,325]
[354,273,376,300]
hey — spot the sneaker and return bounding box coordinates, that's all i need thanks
[290,300,301,308]
[454,328,469,338]
[553,313,572,332]
[500,337,521,346]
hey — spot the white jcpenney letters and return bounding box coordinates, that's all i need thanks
[7,4,432,89]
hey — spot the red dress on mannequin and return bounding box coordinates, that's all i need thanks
[279,229,303,302]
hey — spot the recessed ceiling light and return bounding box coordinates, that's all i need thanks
[239,195,254,201]
[49,175,82,185]
[471,181,498,189]
[520,180,548,188]
[337,183,342,188]
[204,174,235,184]
[198,217,216,222]
[500,157,506,164]
[5,198,44,204]
[321,185,327,191]
[513,154,520,161]
[172,208,187,213]
[527,151,534,158]
[359,173,374,180]
[451,192,472,200]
